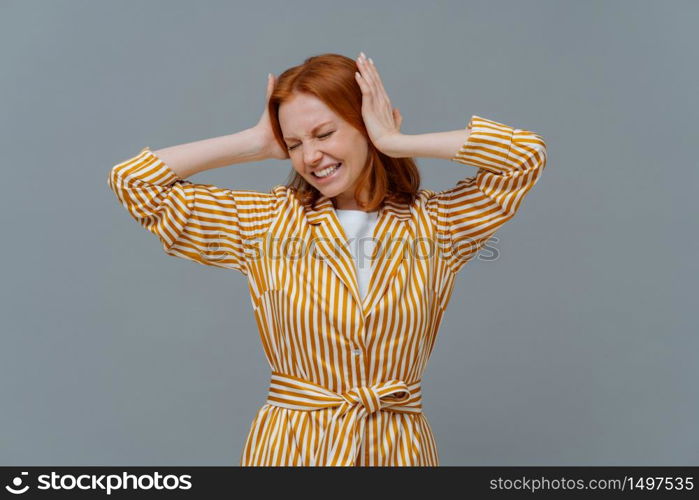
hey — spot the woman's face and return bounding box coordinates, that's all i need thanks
[278,92,370,209]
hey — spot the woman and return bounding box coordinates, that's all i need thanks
[107,52,548,466]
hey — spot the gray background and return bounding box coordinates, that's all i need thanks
[1,0,696,466]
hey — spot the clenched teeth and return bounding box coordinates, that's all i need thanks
[313,163,341,178]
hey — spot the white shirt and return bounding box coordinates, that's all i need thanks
[334,209,379,301]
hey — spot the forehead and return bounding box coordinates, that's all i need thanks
[279,93,339,138]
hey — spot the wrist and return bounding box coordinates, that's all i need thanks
[376,133,410,158]
[243,126,270,161]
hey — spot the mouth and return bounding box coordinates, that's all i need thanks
[311,162,342,182]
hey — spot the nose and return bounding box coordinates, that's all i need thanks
[303,143,323,169]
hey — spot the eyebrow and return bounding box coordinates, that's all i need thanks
[283,121,335,141]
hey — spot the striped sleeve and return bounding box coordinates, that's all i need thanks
[431,115,548,274]
[107,147,280,276]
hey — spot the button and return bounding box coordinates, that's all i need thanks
[352,349,361,356]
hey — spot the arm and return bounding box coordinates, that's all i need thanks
[376,126,472,160]
[426,115,548,274]
[152,127,267,179]
[107,128,281,276]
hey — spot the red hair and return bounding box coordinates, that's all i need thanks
[268,53,421,211]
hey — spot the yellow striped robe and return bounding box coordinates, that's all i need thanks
[107,115,548,466]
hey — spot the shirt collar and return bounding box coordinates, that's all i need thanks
[305,193,412,225]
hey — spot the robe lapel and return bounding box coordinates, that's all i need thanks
[360,200,412,318]
[305,194,412,321]
[308,197,363,308]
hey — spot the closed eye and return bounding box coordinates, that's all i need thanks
[287,131,334,151]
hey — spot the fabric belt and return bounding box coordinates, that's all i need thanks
[266,371,423,466]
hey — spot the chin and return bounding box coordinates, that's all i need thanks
[309,180,348,198]
[317,186,343,198]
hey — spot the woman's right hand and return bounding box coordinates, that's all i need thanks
[253,74,289,160]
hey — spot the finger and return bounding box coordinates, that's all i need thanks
[357,57,378,96]
[367,57,389,100]
[365,58,392,109]
[356,71,376,105]
[393,108,402,127]
[355,71,369,95]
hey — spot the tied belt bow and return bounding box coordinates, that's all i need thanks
[266,371,423,466]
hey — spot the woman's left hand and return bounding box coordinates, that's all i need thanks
[355,52,404,157]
